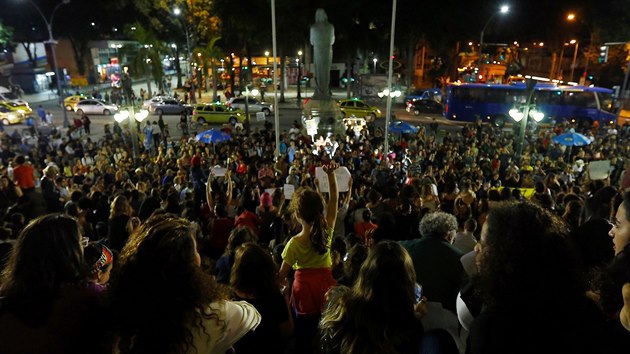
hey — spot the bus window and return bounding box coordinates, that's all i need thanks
[485,89,508,103]
[597,92,614,113]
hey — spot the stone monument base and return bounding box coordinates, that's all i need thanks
[302,98,344,137]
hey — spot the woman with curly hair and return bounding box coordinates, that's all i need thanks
[107,195,132,252]
[0,214,106,354]
[108,214,260,354]
[468,202,613,354]
[278,161,339,353]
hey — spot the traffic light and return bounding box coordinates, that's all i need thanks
[599,45,609,63]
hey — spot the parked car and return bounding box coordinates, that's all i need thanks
[64,95,91,111]
[227,97,273,116]
[338,98,382,122]
[0,106,25,125]
[406,99,443,115]
[0,91,28,106]
[192,103,245,125]
[0,101,33,115]
[74,99,119,115]
[148,98,193,115]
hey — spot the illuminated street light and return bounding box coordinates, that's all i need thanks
[373,58,378,74]
[23,0,71,127]
[477,4,510,81]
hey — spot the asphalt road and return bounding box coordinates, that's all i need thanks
[2,99,464,142]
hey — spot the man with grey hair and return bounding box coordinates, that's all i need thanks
[400,211,467,314]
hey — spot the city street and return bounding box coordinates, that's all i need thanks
[2,79,463,142]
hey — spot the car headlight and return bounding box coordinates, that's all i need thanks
[17,109,25,114]
[376,109,382,114]
[237,113,241,116]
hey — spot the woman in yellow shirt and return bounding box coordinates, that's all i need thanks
[279,161,338,354]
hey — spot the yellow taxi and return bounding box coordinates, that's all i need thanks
[64,95,90,111]
[192,102,245,124]
[338,98,382,122]
[0,106,25,125]
[0,101,32,116]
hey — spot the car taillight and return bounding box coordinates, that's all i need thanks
[192,111,196,115]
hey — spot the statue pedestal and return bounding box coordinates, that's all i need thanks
[302,98,344,137]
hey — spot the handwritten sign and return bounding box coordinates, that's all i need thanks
[210,166,226,177]
[304,118,318,136]
[284,184,295,199]
[315,166,351,193]
[588,160,611,180]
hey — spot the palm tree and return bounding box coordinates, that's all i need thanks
[122,24,166,98]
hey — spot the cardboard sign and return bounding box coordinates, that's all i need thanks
[284,184,295,199]
[256,112,266,121]
[304,118,318,136]
[588,160,611,180]
[315,166,351,193]
[210,166,226,177]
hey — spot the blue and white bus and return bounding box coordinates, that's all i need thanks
[444,83,616,127]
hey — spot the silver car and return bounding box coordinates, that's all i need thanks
[142,95,174,110]
[147,98,193,115]
[227,97,273,116]
[74,99,119,115]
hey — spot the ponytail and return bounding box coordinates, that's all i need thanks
[310,214,329,255]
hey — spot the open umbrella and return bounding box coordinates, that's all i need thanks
[388,120,419,134]
[194,129,231,144]
[551,132,592,146]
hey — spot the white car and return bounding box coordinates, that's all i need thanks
[74,99,119,115]
[227,97,273,116]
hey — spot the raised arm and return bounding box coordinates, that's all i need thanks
[323,162,339,228]
[226,170,233,202]
[206,173,214,211]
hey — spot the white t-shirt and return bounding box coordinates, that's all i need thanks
[190,300,261,354]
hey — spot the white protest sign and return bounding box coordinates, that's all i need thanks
[588,160,611,180]
[315,166,351,193]
[305,118,318,136]
[256,112,266,121]
[210,166,227,177]
[284,184,295,199]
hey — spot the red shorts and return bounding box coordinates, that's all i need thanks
[291,268,336,316]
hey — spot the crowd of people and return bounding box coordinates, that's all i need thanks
[0,111,629,353]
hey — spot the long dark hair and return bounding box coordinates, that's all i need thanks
[0,214,84,324]
[320,241,420,353]
[290,188,329,254]
[475,202,583,311]
[230,242,280,299]
[109,215,222,354]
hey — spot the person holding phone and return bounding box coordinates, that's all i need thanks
[319,241,456,354]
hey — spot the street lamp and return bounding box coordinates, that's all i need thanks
[373,58,378,74]
[508,79,544,162]
[477,4,509,81]
[114,108,148,163]
[566,13,593,84]
[174,7,196,103]
[296,50,303,103]
[569,39,579,83]
[24,0,71,128]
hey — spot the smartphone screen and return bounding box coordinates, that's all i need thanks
[414,283,423,304]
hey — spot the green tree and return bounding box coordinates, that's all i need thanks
[0,18,13,49]
[122,24,166,97]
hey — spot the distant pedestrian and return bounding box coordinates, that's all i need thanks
[104,92,110,103]
[81,114,91,135]
[37,105,46,123]
[45,111,53,125]
[152,121,161,150]
[183,92,189,104]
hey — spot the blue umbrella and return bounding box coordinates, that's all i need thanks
[194,129,231,144]
[551,132,592,146]
[388,120,419,134]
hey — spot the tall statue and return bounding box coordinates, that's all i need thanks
[310,9,335,99]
